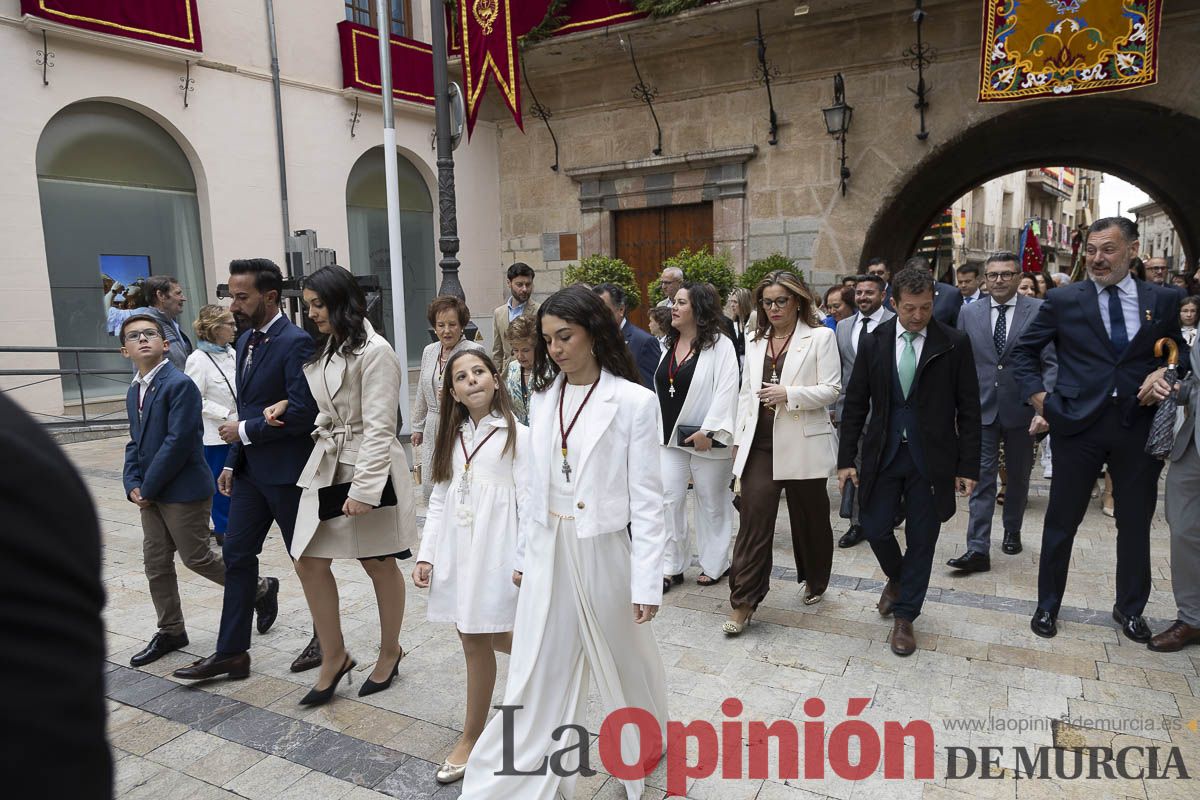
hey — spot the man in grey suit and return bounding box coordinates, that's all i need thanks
[948,253,1056,571]
[140,275,193,371]
[834,273,894,548]
[1147,332,1200,652]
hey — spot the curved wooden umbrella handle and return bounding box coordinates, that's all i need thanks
[1154,337,1179,368]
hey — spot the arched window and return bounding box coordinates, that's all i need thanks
[36,101,205,401]
[346,147,437,366]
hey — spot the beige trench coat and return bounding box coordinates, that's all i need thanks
[291,322,417,559]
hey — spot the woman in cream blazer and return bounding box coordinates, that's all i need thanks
[724,271,841,634]
[268,267,418,706]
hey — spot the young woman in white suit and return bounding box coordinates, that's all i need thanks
[460,286,669,800]
[724,270,841,634]
[413,349,528,785]
[655,282,739,591]
[264,266,418,705]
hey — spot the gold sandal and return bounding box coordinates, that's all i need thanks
[722,611,754,636]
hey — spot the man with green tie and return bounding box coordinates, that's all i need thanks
[837,266,981,656]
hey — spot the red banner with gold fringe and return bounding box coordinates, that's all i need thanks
[338,20,434,107]
[460,0,523,136]
[979,0,1163,102]
[20,0,202,52]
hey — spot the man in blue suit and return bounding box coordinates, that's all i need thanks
[595,282,662,388]
[175,259,318,681]
[1012,217,1189,641]
[120,314,273,667]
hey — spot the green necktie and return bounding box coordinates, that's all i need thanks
[899,330,917,399]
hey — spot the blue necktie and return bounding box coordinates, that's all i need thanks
[1106,286,1128,353]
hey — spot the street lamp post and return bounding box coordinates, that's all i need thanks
[822,73,853,196]
[429,0,463,301]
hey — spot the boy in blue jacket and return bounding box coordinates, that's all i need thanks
[121,314,274,668]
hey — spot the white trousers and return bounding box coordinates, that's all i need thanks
[461,517,668,800]
[660,446,734,579]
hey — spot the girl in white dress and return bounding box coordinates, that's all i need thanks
[460,286,669,800]
[414,349,528,785]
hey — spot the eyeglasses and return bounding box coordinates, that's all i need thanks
[760,297,793,309]
[1146,266,1168,273]
[985,271,1019,282]
[124,329,162,342]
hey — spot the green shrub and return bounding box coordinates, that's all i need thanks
[648,247,737,305]
[741,253,798,291]
[564,254,643,310]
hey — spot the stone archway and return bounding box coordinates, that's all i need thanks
[861,97,1200,271]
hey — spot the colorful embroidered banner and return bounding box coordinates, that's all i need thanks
[21,0,202,52]
[460,0,523,136]
[337,21,434,106]
[979,0,1162,102]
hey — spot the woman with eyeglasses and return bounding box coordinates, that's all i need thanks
[185,304,240,543]
[724,271,841,635]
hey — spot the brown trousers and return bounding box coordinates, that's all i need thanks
[141,499,225,636]
[729,447,833,611]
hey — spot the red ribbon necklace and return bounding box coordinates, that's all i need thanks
[457,425,500,503]
[767,329,794,384]
[557,376,601,483]
[667,341,694,398]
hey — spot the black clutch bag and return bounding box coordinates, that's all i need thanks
[676,425,726,448]
[839,481,855,519]
[317,478,398,521]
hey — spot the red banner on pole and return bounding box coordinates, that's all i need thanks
[460,0,523,136]
[20,0,202,51]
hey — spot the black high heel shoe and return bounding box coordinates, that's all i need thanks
[298,655,356,706]
[358,648,404,697]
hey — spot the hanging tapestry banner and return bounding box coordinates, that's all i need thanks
[20,0,202,52]
[460,0,523,136]
[449,1,646,55]
[337,20,434,106]
[978,0,1163,103]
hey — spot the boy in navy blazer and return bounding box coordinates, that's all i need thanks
[121,314,273,668]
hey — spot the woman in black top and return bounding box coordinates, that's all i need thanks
[654,282,741,592]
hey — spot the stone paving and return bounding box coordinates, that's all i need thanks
[65,435,1200,799]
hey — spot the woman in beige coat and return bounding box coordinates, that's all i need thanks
[724,270,841,634]
[265,266,417,706]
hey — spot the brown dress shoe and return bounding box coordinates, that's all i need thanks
[877,580,900,617]
[290,635,323,673]
[890,618,917,656]
[172,651,250,680]
[1148,621,1200,653]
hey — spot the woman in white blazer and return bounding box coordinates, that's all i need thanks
[184,304,239,539]
[412,296,484,496]
[461,286,668,800]
[724,271,841,634]
[265,267,418,707]
[655,282,739,591]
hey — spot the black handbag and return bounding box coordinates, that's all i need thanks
[317,478,398,521]
[839,481,856,519]
[676,425,726,448]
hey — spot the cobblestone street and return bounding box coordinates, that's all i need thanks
[69,434,1199,799]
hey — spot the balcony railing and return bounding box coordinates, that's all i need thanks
[966,222,995,251]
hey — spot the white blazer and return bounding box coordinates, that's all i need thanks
[733,321,841,480]
[656,334,740,459]
[184,347,237,446]
[517,369,667,606]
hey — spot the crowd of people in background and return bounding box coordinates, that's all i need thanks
[106,216,1200,799]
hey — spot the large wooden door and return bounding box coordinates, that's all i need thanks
[614,203,713,328]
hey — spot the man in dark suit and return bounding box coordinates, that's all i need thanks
[594,282,661,387]
[948,252,1056,571]
[0,394,111,799]
[838,266,981,656]
[175,259,319,680]
[1012,217,1189,641]
[1144,256,1188,298]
